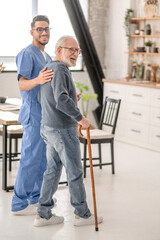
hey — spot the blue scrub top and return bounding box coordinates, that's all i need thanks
[16,44,52,126]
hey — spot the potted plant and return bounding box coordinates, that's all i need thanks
[145,40,153,53]
[74,81,98,117]
[140,29,145,35]
[124,9,134,45]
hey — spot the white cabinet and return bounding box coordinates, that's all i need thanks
[126,103,150,124]
[149,126,160,147]
[150,89,160,107]
[104,82,160,152]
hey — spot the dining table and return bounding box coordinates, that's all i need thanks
[0,99,21,191]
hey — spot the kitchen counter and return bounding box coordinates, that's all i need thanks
[102,78,160,89]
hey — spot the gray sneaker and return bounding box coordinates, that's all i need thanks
[74,214,103,226]
[34,214,64,227]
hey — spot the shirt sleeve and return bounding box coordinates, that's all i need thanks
[51,67,83,122]
[16,50,33,80]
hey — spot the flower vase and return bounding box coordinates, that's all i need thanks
[144,3,157,18]
[136,65,142,81]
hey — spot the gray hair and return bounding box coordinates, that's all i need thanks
[55,35,76,54]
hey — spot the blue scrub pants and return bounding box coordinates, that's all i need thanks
[11,123,46,211]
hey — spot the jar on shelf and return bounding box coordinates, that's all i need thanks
[151,65,158,82]
[145,24,151,35]
[156,67,160,83]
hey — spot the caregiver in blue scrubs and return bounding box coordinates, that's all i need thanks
[11,15,54,215]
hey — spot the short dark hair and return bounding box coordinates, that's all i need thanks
[31,15,49,28]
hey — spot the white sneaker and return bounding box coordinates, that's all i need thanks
[12,204,37,216]
[34,214,64,227]
[74,214,103,226]
[33,197,57,208]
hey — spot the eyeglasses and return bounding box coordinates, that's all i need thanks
[32,27,51,33]
[60,47,82,55]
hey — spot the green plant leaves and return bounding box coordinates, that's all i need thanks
[74,81,89,93]
[81,94,98,102]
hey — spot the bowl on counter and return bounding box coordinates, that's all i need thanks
[136,47,146,52]
[0,97,7,103]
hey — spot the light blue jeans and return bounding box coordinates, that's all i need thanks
[38,124,91,220]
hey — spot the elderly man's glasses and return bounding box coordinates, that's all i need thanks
[61,47,82,55]
[32,27,51,33]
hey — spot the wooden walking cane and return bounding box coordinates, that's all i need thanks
[78,124,99,231]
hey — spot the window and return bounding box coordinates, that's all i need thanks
[0,0,32,71]
[0,0,88,71]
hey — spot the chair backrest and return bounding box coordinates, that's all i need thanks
[99,97,121,134]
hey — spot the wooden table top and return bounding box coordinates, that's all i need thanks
[0,111,20,125]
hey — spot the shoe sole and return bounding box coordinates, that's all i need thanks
[74,217,103,226]
[12,211,37,216]
[34,219,64,227]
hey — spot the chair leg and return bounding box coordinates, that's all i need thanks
[110,140,115,174]
[83,143,87,178]
[14,138,18,157]
[98,143,102,169]
[9,137,12,172]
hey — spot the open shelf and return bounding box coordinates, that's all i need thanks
[131,17,160,21]
[127,52,160,55]
[131,35,160,38]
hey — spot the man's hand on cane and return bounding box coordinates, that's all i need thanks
[78,116,90,129]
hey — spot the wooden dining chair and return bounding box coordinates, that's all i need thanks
[0,125,23,171]
[79,96,121,177]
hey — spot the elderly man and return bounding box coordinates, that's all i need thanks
[34,36,103,227]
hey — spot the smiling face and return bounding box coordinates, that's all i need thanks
[30,21,50,50]
[60,38,79,67]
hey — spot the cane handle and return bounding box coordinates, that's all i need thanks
[78,124,83,137]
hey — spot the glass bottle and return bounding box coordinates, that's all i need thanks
[145,64,151,81]
[136,64,141,81]
[131,62,137,79]
[136,62,144,81]
[156,67,160,83]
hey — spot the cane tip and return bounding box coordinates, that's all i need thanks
[95,227,99,231]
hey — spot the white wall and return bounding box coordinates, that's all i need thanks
[105,0,131,79]
[0,72,20,98]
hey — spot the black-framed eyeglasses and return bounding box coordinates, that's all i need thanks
[60,47,82,55]
[32,27,51,33]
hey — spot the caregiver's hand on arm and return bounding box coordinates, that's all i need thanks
[19,67,54,91]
